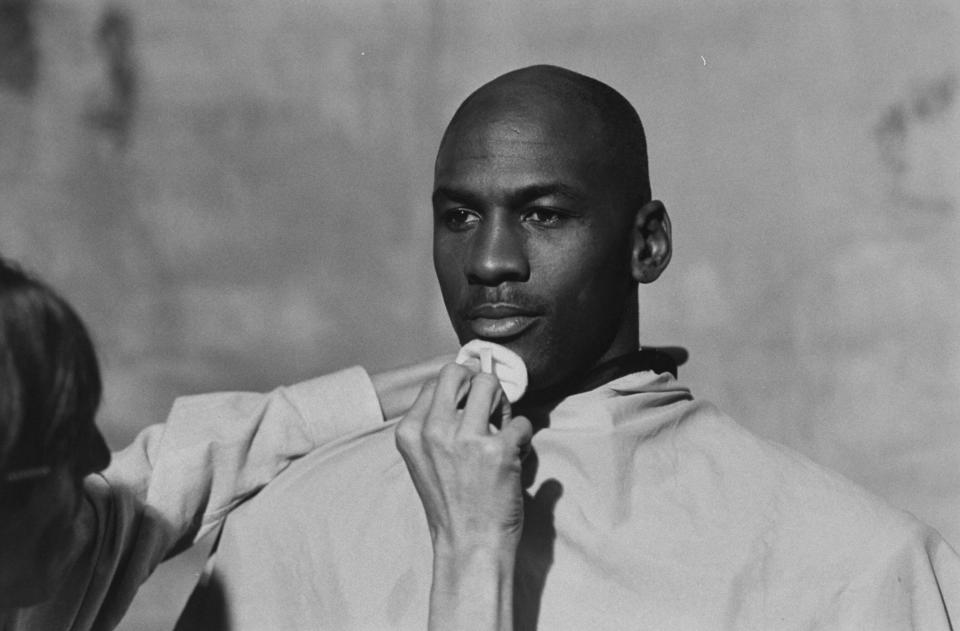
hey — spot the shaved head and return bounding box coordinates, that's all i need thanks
[438,65,651,207]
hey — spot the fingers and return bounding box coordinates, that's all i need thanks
[458,373,503,436]
[430,363,474,413]
[407,377,438,422]
[457,355,481,374]
[395,378,437,452]
[490,387,512,434]
[501,415,533,456]
[416,363,475,445]
[371,354,454,420]
[401,361,519,446]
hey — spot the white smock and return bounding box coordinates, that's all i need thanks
[179,369,960,630]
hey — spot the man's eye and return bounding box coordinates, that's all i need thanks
[442,208,480,230]
[523,207,565,226]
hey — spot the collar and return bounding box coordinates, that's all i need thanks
[517,347,680,412]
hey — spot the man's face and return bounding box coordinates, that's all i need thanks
[433,105,637,390]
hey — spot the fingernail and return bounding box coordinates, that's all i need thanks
[480,348,493,374]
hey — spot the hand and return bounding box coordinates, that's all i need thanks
[370,355,454,420]
[395,363,533,630]
[396,362,532,551]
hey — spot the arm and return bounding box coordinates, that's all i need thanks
[13,360,443,631]
[110,355,452,552]
[395,364,533,631]
[106,366,386,552]
[430,545,517,631]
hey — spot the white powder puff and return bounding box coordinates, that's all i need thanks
[454,339,528,403]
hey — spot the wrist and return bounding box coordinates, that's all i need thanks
[433,538,517,570]
[429,543,516,631]
[432,531,520,564]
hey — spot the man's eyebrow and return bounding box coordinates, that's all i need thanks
[432,182,586,208]
[432,186,485,209]
[510,183,586,205]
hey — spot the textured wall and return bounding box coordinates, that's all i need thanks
[0,0,957,628]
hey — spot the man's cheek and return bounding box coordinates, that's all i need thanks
[437,274,462,313]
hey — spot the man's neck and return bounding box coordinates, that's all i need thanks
[516,347,678,414]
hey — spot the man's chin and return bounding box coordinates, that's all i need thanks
[456,322,568,388]
[480,341,560,391]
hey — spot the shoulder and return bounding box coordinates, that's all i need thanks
[678,396,938,559]
[654,394,960,618]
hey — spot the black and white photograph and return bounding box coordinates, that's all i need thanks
[1,1,958,629]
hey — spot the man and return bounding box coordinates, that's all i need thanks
[178,65,959,630]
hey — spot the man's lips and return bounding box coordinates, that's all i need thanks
[465,303,541,339]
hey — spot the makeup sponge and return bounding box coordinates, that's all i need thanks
[455,339,529,403]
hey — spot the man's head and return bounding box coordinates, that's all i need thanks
[432,65,671,392]
[0,258,110,608]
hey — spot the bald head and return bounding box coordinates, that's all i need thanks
[438,65,651,206]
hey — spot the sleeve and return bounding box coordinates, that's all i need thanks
[831,525,960,630]
[12,366,383,631]
[108,365,384,549]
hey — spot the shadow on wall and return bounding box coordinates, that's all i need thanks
[84,5,138,148]
[875,70,957,214]
[0,0,38,95]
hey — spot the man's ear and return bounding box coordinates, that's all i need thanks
[631,200,672,284]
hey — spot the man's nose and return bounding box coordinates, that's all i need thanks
[465,216,530,285]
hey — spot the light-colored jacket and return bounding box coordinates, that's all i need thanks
[4,366,382,631]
